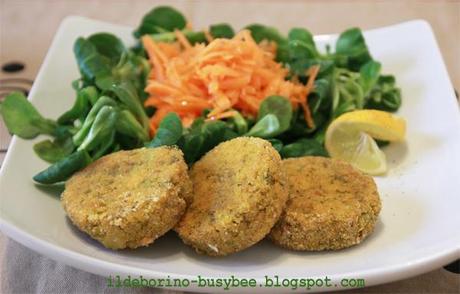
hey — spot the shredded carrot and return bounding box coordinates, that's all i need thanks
[174,30,192,50]
[142,30,318,135]
[205,110,238,122]
[302,65,320,128]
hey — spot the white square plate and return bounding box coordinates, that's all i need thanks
[1,17,459,292]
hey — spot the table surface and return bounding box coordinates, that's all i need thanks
[0,0,459,293]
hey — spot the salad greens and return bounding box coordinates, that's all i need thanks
[254,95,293,137]
[33,150,93,184]
[0,5,402,184]
[146,112,183,148]
[0,92,57,139]
[280,138,327,158]
[0,30,151,184]
[134,6,187,37]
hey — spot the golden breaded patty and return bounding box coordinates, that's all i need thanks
[62,147,191,250]
[175,137,287,256]
[269,156,381,251]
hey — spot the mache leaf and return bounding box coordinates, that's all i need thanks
[33,150,93,185]
[146,112,183,148]
[255,95,293,136]
[78,105,118,151]
[245,114,280,138]
[57,86,99,124]
[134,6,187,37]
[280,138,328,158]
[73,37,111,81]
[0,92,57,139]
[360,60,381,96]
[365,75,402,111]
[33,136,75,163]
[210,23,235,39]
[88,33,125,66]
[335,28,372,71]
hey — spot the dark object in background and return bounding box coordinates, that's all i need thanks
[444,259,459,274]
[2,61,25,73]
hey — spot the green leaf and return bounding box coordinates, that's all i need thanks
[256,95,293,136]
[73,37,111,81]
[245,24,285,44]
[199,121,231,152]
[74,36,145,94]
[222,128,238,141]
[245,114,280,138]
[178,131,203,164]
[288,28,315,46]
[177,120,234,164]
[107,52,151,101]
[335,28,372,71]
[78,106,118,151]
[228,111,248,135]
[116,109,150,142]
[331,68,365,118]
[280,138,328,158]
[33,136,75,163]
[58,86,99,124]
[210,23,235,39]
[33,150,93,185]
[87,33,125,65]
[111,82,150,130]
[365,75,402,111]
[360,60,381,96]
[267,138,283,152]
[309,78,332,113]
[313,125,327,145]
[245,95,295,138]
[285,110,326,138]
[287,28,319,63]
[0,92,57,139]
[72,96,117,145]
[289,59,334,79]
[134,6,187,37]
[86,86,100,105]
[183,31,207,44]
[276,43,290,63]
[113,133,139,150]
[288,40,319,60]
[71,79,82,91]
[91,132,116,160]
[146,112,183,148]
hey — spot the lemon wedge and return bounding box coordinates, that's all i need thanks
[325,110,406,175]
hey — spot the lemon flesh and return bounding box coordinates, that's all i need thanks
[325,110,406,175]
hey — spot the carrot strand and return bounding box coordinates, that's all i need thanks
[302,65,320,129]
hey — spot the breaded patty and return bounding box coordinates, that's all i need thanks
[269,156,381,251]
[62,147,191,250]
[175,137,287,256]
